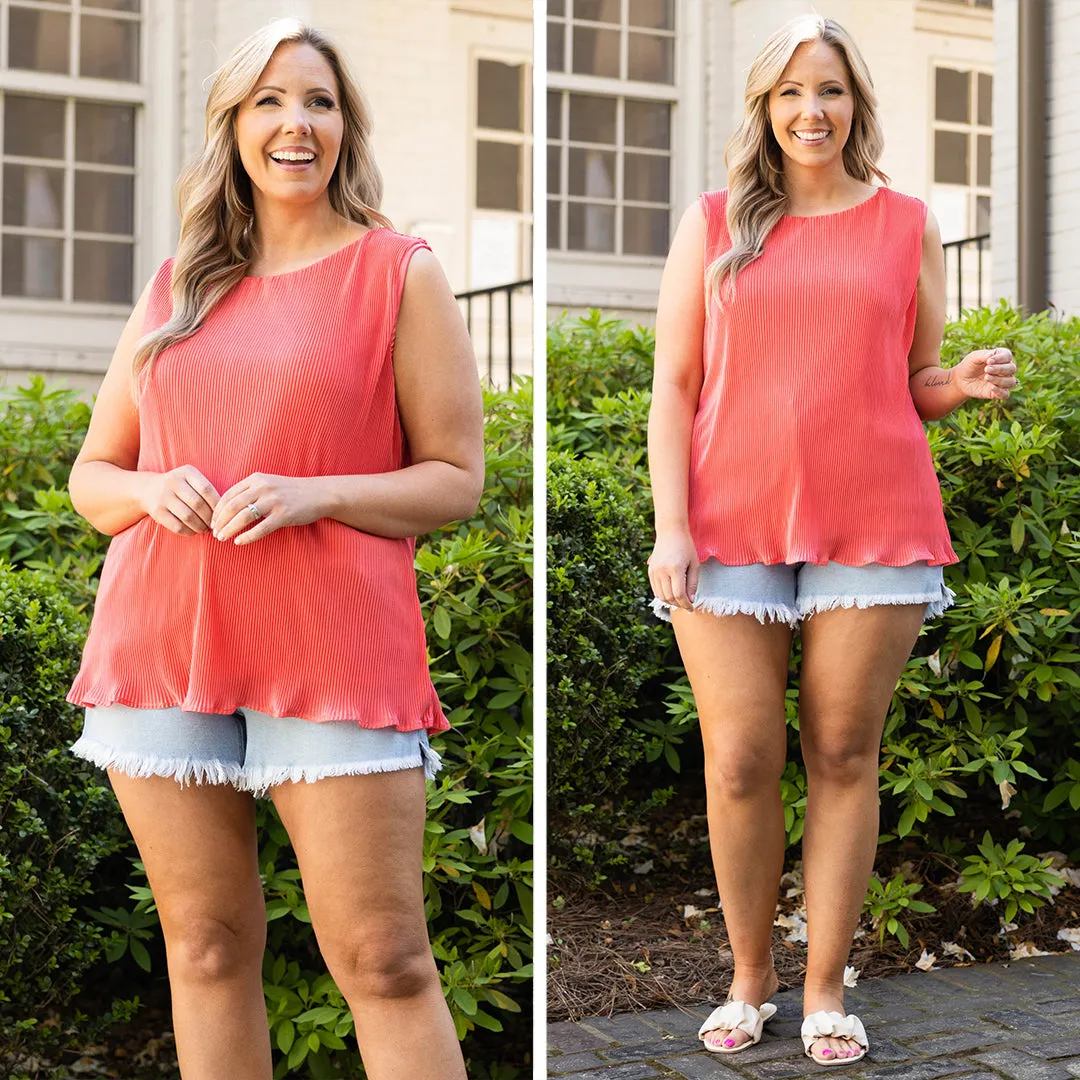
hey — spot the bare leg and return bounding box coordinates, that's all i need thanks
[106,771,271,1079]
[671,609,793,1050]
[797,604,925,1063]
[269,767,465,1080]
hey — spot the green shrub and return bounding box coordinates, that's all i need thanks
[547,452,671,874]
[0,567,135,1061]
[0,376,532,1077]
[547,303,1080,901]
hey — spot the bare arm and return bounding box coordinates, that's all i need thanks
[646,201,706,609]
[907,209,970,421]
[68,275,220,537]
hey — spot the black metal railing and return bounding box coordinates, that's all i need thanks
[942,233,990,319]
[454,279,532,386]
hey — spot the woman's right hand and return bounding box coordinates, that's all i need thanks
[648,529,700,611]
[140,466,221,536]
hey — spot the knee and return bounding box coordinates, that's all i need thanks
[704,745,784,800]
[166,914,265,984]
[802,729,879,785]
[325,928,436,1002]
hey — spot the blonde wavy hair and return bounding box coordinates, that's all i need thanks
[706,14,888,308]
[131,18,390,399]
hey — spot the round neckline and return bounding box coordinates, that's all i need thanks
[783,186,885,220]
[242,227,377,282]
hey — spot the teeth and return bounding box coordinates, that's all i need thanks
[794,132,828,143]
[270,152,315,161]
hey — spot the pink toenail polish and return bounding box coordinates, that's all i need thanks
[821,1049,833,1056]
[723,1038,735,1047]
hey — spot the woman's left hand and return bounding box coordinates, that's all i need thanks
[211,472,326,545]
[954,347,1019,401]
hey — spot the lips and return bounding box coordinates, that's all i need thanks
[792,130,830,145]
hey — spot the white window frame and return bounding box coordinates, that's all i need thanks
[0,0,158,316]
[546,0,680,266]
[930,61,993,241]
[468,47,533,288]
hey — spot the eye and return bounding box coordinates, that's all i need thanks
[311,96,335,108]
[824,87,844,95]
[256,95,279,106]
[781,88,798,96]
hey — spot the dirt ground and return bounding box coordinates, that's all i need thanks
[548,794,1080,1021]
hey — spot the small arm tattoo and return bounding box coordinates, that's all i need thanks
[924,372,952,388]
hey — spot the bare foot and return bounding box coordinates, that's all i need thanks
[802,991,864,1064]
[701,967,779,1052]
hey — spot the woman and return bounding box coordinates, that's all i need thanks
[65,19,482,1080]
[647,14,1017,1068]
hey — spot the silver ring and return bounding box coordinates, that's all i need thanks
[247,502,262,521]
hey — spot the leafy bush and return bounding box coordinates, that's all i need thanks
[0,377,533,1077]
[956,830,1061,925]
[547,304,1080,908]
[0,567,135,1062]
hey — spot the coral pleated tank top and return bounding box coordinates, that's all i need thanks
[67,227,449,733]
[688,187,958,568]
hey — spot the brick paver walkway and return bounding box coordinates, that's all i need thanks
[548,953,1080,1079]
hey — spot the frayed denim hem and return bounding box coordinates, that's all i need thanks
[69,735,245,788]
[650,595,801,628]
[70,735,444,796]
[798,584,957,623]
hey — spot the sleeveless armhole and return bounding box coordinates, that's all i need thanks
[142,257,175,337]
[386,234,433,361]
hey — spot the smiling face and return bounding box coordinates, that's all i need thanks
[234,41,344,212]
[767,39,855,173]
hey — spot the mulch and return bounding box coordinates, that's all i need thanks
[548,797,1080,1021]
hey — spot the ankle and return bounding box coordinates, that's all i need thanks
[802,982,845,1011]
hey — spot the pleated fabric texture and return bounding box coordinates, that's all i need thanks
[67,227,449,733]
[689,187,959,568]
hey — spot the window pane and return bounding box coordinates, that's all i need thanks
[478,60,523,132]
[976,195,990,234]
[568,147,615,198]
[548,90,563,140]
[569,94,616,145]
[974,0,993,8]
[567,201,614,252]
[548,145,562,194]
[80,14,139,81]
[3,165,64,228]
[575,0,620,23]
[934,130,969,185]
[935,68,969,123]
[549,0,566,14]
[84,0,141,10]
[5,96,65,160]
[573,26,619,78]
[547,198,561,249]
[977,73,992,127]
[629,0,674,29]
[9,8,70,74]
[74,239,132,302]
[2,234,62,298]
[75,171,134,234]
[547,20,565,73]
[623,205,668,255]
[976,133,991,187]
[624,152,669,203]
[75,102,136,166]
[628,32,674,84]
[625,99,670,149]
[476,142,521,211]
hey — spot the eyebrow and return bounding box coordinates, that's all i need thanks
[251,85,336,96]
[777,79,846,87]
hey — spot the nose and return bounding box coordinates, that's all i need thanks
[801,96,825,120]
[282,102,311,136]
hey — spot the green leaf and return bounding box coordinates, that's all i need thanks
[453,987,478,1015]
[276,1020,295,1054]
[1011,511,1026,553]
[129,937,151,973]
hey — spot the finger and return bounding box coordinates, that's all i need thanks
[232,516,278,545]
[215,502,260,542]
[166,495,209,533]
[158,506,197,536]
[668,571,691,610]
[212,488,255,535]
[182,469,221,511]
[177,478,216,529]
[686,560,701,604]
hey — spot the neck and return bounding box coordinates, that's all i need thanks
[249,195,346,260]
[781,162,866,210]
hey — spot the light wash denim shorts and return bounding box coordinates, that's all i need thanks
[70,704,443,798]
[651,559,956,629]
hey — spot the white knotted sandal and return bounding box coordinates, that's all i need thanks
[801,1010,869,1067]
[698,999,777,1054]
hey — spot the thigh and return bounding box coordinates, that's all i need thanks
[671,604,794,758]
[107,769,264,939]
[797,602,925,752]
[269,768,429,949]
